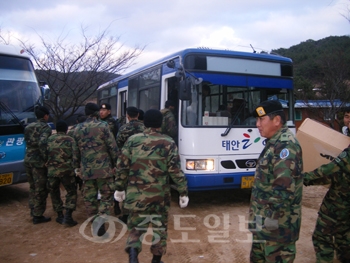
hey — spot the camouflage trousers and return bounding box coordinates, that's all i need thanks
[250,235,296,263]
[25,165,49,217]
[47,172,77,212]
[125,208,169,256]
[313,212,350,263]
[81,177,114,218]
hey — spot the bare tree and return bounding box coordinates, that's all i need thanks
[1,25,144,122]
[297,48,350,129]
[341,0,350,23]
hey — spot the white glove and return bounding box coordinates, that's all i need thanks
[74,168,81,177]
[114,190,125,202]
[179,196,189,208]
[264,217,279,231]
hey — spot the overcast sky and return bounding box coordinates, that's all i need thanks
[1,0,349,73]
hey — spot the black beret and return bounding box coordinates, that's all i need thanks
[85,103,99,116]
[144,109,163,128]
[126,106,139,117]
[35,106,50,118]
[100,103,111,110]
[252,100,283,117]
[55,120,68,132]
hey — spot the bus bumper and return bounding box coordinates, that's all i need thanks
[0,161,27,186]
[184,172,254,191]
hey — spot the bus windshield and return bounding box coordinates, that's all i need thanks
[0,55,42,126]
[182,83,291,127]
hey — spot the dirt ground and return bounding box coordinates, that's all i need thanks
[0,183,336,263]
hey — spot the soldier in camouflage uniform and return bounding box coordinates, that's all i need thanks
[24,106,52,224]
[114,109,189,263]
[115,106,145,222]
[67,116,85,183]
[67,115,86,190]
[341,107,350,136]
[99,102,120,214]
[99,103,117,139]
[304,148,350,262]
[67,115,86,137]
[160,100,178,144]
[248,100,303,263]
[46,120,78,226]
[116,106,145,149]
[67,115,86,191]
[73,103,119,236]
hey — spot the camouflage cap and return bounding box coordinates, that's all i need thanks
[35,106,50,118]
[144,109,163,128]
[85,103,99,116]
[126,106,139,117]
[253,100,283,117]
[138,109,144,120]
[55,120,68,132]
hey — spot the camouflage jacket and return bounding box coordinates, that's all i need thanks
[24,118,52,167]
[304,147,350,221]
[249,125,303,243]
[67,124,78,137]
[116,120,145,149]
[160,108,178,140]
[73,117,119,180]
[46,132,75,177]
[115,128,188,211]
[100,115,117,139]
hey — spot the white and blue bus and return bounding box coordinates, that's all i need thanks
[0,45,50,187]
[97,48,294,191]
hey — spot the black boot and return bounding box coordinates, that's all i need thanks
[56,211,64,224]
[114,200,121,215]
[151,255,163,263]
[30,207,34,217]
[33,216,51,224]
[128,248,139,263]
[62,209,77,227]
[118,214,128,224]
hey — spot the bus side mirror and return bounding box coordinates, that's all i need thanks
[178,78,192,101]
[166,60,175,69]
[40,84,51,100]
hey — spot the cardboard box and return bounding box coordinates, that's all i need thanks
[296,118,350,172]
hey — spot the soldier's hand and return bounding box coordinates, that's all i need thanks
[114,190,125,202]
[264,217,279,231]
[179,196,189,208]
[302,172,312,186]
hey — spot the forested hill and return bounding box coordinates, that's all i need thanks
[271,35,350,82]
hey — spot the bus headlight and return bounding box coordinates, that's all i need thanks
[186,159,214,171]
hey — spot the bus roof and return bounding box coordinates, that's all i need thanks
[98,48,293,90]
[0,44,30,59]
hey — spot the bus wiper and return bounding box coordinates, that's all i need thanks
[22,99,41,112]
[0,101,26,129]
[221,101,246,137]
